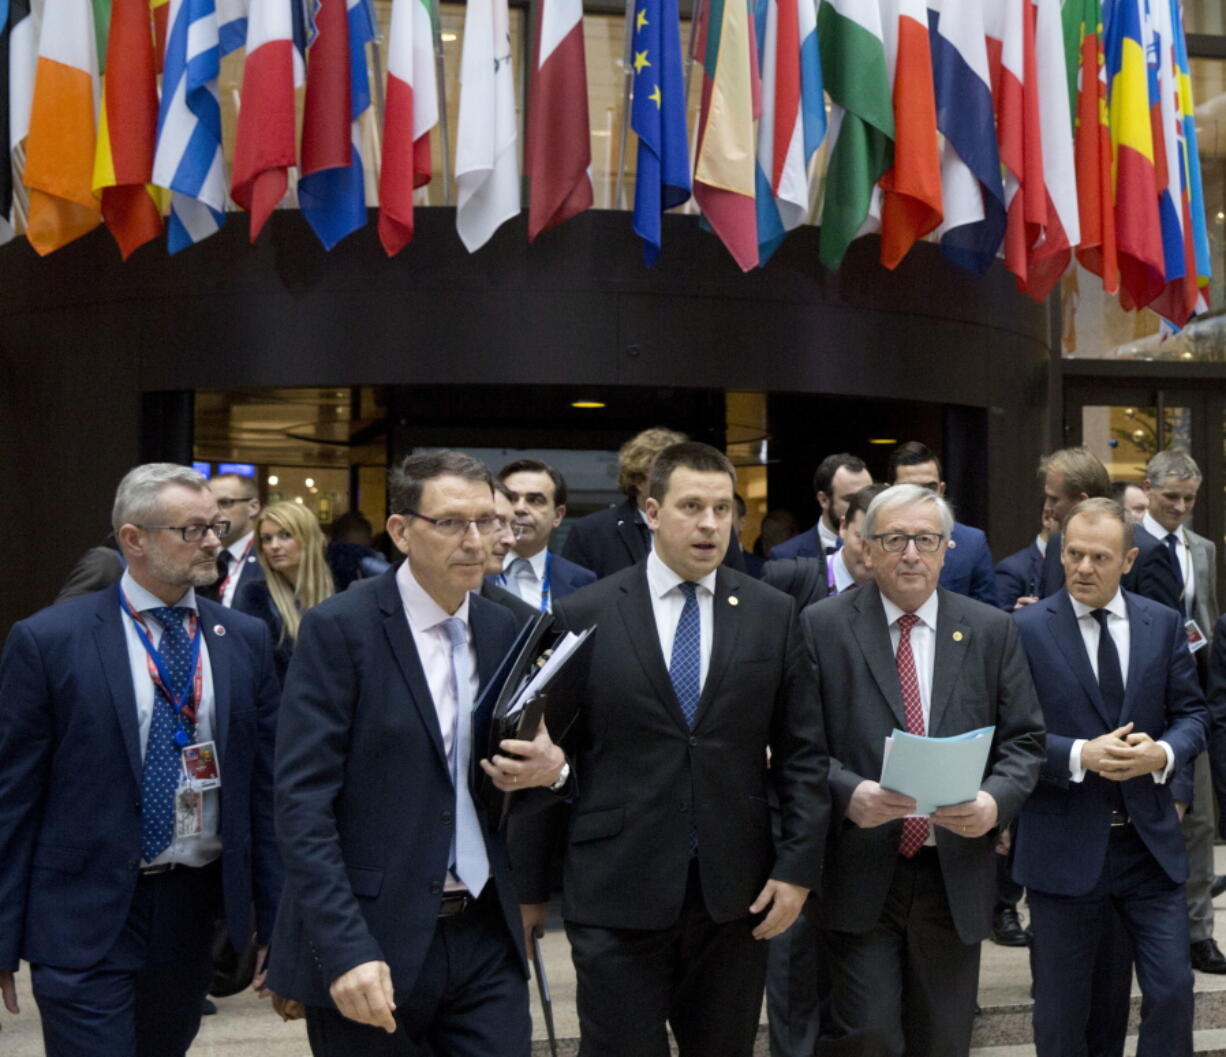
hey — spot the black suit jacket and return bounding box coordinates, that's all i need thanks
[562,497,747,579]
[519,563,828,930]
[480,581,538,628]
[1040,526,1180,611]
[267,568,525,1006]
[800,584,1044,943]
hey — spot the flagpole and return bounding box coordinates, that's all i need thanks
[612,0,636,211]
[366,0,386,134]
[683,0,706,108]
[428,0,454,205]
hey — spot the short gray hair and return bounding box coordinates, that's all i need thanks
[862,483,955,541]
[112,463,210,536]
[1146,449,1201,487]
[1062,497,1136,551]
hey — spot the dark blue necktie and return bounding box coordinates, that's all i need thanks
[1092,609,1125,725]
[141,606,196,862]
[669,583,702,728]
[1164,533,1188,616]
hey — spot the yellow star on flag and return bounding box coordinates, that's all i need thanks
[636,8,648,31]
[649,84,662,108]
[634,50,651,73]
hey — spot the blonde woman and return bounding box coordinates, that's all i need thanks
[235,501,335,682]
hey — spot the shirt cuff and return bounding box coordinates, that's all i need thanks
[1069,739,1088,783]
[1152,741,1176,785]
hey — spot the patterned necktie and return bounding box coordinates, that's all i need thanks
[669,583,702,728]
[1164,533,1188,615]
[441,618,489,895]
[140,606,196,862]
[1091,609,1125,724]
[895,614,929,858]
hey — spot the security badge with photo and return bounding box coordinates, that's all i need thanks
[174,740,221,839]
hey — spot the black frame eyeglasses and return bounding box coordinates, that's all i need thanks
[404,511,507,538]
[868,532,946,554]
[138,521,231,543]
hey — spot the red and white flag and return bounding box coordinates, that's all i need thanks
[378,0,439,256]
[525,0,591,240]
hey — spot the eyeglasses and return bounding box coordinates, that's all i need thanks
[404,511,507,538]
[869,532,946,554]
[213,496,255,509]
[139,521,231,543]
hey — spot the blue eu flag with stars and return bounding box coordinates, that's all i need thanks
[630,0,691,265]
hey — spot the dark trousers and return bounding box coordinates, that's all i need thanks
[304,891,530,1057]
[1029,825,1193,1057]
[566,862,769,1057]
[767,898,823,1057]
[821,848,981,1057]
[32,861,222,1057]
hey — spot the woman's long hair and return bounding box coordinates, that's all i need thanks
[256,501,334,644]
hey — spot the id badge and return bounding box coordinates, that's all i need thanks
[1186,619,1208,654]
[181,741,221,790]
[175,785,204,839]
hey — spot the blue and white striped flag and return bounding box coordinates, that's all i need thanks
[153,0,227,253]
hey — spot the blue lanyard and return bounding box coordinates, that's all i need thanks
[118,584,203,728]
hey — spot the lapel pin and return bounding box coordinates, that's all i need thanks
[728,596,739,606]
[952,631,963,642]
[214,624,226,636]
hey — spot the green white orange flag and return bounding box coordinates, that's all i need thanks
[817,0,893,271]
[24,0,101,254]
[93,0,164,259]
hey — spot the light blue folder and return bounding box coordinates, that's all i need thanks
[879,726,995,816]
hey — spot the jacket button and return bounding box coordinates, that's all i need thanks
[430,882,442,895]
[441,810,453,824]
[688,736,698,747]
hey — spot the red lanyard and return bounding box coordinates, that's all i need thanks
[119,589,203,725]
[216,537,253,600]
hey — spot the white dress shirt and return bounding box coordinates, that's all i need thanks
[1142,512,1194,614]
[118,570,219,868]
[396,559,480,890]
[503,547,549,611]
[219,531,255,608]
[818,519,840,554]
[880,590,940,843]
[646,550,716,691]
[831,548,856,594]
[1067,589,1174,784]
[1035,534,1048,559]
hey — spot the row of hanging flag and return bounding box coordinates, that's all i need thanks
[0,0,1212,326]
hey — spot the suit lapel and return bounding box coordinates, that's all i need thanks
[851,585,907,729]
[375,571,449,772]
[693,568,742,729]
[617,567,692,733]
[198,603,232,759]
[929,594,971,735]
[1045,591,1113,729]
[615,498,648,565]
[96,591,143,788]
[1120,593,1153,724]
[469,597,506,756]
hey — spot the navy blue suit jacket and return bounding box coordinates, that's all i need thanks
[0,588,282,972]
[1012,589,1207,897]
[942,522,1000,607]
[1039,526,1181,612]
[768,523,824,561]
[485,551,596,607]
[267,569,527,1006]
[995,541,1044,612]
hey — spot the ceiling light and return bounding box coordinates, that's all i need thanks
[571,401,606,409]
[867,438,898,445]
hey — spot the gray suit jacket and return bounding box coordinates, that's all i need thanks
[800,584,1044,943]
[1188,527,1218,638]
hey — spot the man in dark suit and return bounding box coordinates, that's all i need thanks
[888,442,999,608]
[801,483,1044,1057]
[563,427,747,577]
[1033,448,1180,610]
[497,458,596,609]
[994,509,1054,612]
[1012,498,1207,1057]
[769,452,872,561]
[1139,450,1225,974]
[0,463,282,1056]
[520,441,828,1057]
[482,483,541,627]
[267,451,569,1057]
[203,473,265,607]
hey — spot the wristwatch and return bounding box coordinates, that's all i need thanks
[548,761,571,793]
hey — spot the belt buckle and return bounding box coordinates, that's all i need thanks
[140,862,176,876]
[438,893,471,919]
[1110,812,1130,828]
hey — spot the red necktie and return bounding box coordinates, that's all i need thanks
[896,614,928,858]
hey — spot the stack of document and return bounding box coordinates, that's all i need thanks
[880,726,995,816]
[503,627,595,730]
